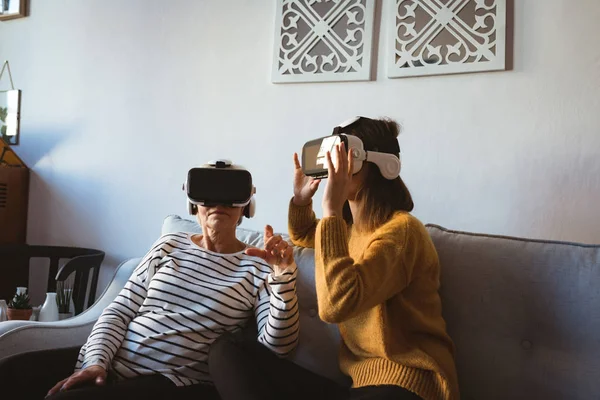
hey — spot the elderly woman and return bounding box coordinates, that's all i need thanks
[0,162,299,400]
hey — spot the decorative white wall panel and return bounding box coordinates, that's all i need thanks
[388,0,506,78]
[272,0,375,83]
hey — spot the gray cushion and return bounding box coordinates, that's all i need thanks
[161,215,348,386]
[427,224,600,400]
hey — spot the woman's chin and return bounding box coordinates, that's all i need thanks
[208,216,235,229]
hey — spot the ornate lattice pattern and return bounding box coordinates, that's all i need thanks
[272,0,375,83]
[388,0,506,78]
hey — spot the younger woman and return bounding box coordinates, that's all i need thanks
[209,117,459,400]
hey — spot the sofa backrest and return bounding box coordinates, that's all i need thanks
[427,224,600,400]
[162,215,600,399]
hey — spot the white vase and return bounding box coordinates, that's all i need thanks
[38,293,59,322]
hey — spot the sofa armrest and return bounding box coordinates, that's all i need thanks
[0,258,141,362]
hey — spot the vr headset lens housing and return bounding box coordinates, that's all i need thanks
[302,135,344,178]
[187,168,253,207]
[301,117,401,180]
[301,134,366,179]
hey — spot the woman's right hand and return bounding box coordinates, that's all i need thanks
[293,153,320,206]
[46,365,107,397]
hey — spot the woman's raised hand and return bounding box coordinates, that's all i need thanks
[292,153,320,206]
[245,225,294,275]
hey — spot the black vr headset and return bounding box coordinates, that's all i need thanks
[301,116,401,180]
[183,160,256,220]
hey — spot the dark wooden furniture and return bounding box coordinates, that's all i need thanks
[1,140,30,244]
[0,245,105,315]
[0,139,29,244]
[0,165,29,244]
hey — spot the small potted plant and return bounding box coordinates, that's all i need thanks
[7,290,33,321]
[56,280,73,320]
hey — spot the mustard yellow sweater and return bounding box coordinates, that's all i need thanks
[288,200,459,400]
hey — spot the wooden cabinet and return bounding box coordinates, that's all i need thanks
[0,165,29,244]
[1,141,30,301]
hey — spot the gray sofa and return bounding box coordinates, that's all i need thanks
[1,215,599,400]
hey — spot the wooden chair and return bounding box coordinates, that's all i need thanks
[0,245,105,315]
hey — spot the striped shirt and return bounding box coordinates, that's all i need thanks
[75,232,299,386]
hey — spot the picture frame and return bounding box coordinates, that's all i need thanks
[0,0,27,21]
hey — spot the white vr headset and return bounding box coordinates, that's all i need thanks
[183,160,256,219]
[301,116,401,180]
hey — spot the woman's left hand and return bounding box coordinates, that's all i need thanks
[323,142,354,218]
[245,225,294,275]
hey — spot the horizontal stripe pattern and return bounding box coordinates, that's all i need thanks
[75,232,299,386]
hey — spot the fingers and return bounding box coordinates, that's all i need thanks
[264,234,292,262]
[325,151,335,177]
[47,378,68,397]
[247,227,285,262]
[327,144,349,177]
[245,248,268,260]
[272,242,292,268]
[272,239,288,256]
[309,178,321,191]
[338,142,348,176]
[47,367,106,397]
[293,153,301,170]
[264,234,283,252]
[282,246,294,265]
[347,145,354,177]
[61,373,87,391]
[264,225,274,240]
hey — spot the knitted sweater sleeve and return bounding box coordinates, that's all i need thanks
[287,198,319,249]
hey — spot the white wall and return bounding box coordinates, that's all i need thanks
[1,1,599,301]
